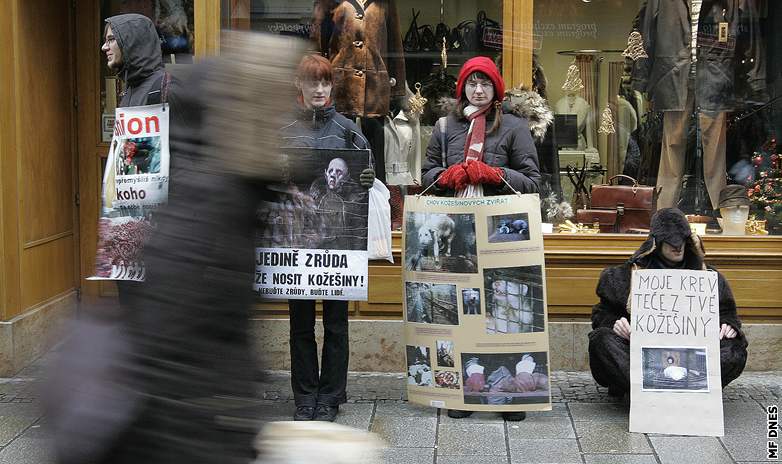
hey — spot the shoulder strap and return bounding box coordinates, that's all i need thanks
[437,116,447,168]
[146,71,171,105]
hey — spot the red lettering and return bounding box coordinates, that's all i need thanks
[128,118,143,135]
[144,116,159,133]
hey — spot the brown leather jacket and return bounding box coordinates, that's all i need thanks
[312,0,406,117]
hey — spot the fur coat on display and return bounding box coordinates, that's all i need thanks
[312,0,406,117]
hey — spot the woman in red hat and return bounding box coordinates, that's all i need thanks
[421,57,540,421]
[422,56,541,198]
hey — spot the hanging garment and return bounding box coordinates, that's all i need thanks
[384,110,422,185]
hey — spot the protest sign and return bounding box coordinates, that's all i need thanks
[402,194,551,412]
[629,269,724,436]
[255,148,371,301]
[90,103,170,281]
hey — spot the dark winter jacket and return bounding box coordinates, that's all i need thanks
[280,104,370,150]
[106,14,168,108]
[421,112,541,196]
[633,0,766,111]
[312,0,406,117]
[591,234,748,351]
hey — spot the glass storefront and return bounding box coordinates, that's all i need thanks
[95,1,782,237]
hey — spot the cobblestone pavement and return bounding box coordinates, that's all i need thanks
[1,351,779,463]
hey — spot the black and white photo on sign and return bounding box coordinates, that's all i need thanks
[256,148,370,251]
[461,352,550,405]
[484,266,545,334]
[407,345,433,387]
[405,212,478,273]
[405,282,459,325]
[462,288,482,315]
[487,213,530,243]
[642,347,709,392]
[434,370,460,389]
[436,340,455,367]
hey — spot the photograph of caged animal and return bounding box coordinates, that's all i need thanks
[405,212,478,273]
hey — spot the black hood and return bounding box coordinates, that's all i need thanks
[106,14,163,85]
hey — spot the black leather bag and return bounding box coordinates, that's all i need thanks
[403,9,421,52]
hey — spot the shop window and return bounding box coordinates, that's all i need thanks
[99,0,195,142]
[534,0,782,236]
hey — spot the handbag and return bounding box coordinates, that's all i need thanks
[403,9,422,52]
[585,174,658,233]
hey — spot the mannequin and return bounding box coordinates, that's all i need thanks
[617,75,639,172]
[554,92,597,153]
[634,0,765,210]
[717,184,751,235]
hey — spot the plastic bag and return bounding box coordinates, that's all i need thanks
[367,179,393,262]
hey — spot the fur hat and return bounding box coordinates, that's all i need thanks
[455,57,505,103]
[650,208,691,248]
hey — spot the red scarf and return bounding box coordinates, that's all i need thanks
[463,104,492,162]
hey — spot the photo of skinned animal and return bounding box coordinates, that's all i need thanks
[461,352,550,405]
[405,282,459,325]
[436,340,455,367]
[487,213,530,243]
[642,347,709,392]
[484,266,545,334]
[462,288,481,315]
[407,345,433,387]
[405,212,478,273]
[434,370,461,389]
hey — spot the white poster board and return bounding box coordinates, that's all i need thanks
[629,269,724,436]
[90,104,170,281]
[402,194,551,412]
[255,148,371,301]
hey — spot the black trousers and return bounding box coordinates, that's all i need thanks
[588,327,747,393]
[288,299,349,407]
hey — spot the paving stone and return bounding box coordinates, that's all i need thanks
[370,416,437,448]
[436,423,506,456]
[722,401,766,430]
[334,403,375,431]
[508,438,581,463]
[0,435,54,464]
[583,454,658,464]
[720,424,772,462]
[575,421,651,454]
[0,415,39,447]
[569,403,630,422]
[507,416,576,439]
[379,447,434,464]
[374,401,436,418]
[649,436,733,464]
[437,456,510,464]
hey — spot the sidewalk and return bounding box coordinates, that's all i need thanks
[1,351,779,464]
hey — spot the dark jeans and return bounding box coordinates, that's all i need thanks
[288,299,349,407]
[588,327,748,393]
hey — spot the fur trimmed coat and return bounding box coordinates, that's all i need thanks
[312,0,406,117]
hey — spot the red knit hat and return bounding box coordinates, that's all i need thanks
[455,56,505,103]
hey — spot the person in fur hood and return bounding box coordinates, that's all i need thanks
[588,208,748,396]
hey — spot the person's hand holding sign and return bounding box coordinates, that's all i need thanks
[613,317,631,340]
[719,323,737,340]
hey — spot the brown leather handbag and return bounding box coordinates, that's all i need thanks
[578,175,658,233]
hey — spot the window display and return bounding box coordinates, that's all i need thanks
[219,0,781,236]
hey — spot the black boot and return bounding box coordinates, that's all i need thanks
[447,409,473,419]
[294,405,316,421]
[315,404,339,422]
[502,411,526,421]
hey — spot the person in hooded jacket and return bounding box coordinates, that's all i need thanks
[588,208,748,396]
[100,13,191,310]
[421,57,540,422]
[279,54,375,422]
